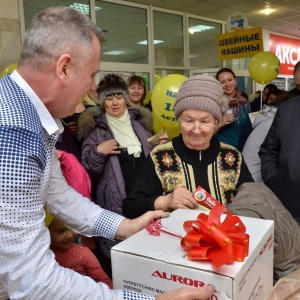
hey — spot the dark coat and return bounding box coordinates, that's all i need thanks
[228,182,300,282]
[259,96,300,222]
[288,87,300,99]
[77,106,153,277]
[78,106,153,215]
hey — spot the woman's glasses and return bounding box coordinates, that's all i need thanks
[179,120,217,131]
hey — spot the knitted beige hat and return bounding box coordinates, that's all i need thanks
[174,75,228,122]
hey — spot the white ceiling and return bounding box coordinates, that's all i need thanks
[22,0,300,65]
[125,0,300,38]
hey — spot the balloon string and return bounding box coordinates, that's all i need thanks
[260,85,264,110]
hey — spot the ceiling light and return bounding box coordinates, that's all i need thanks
[188,25,215,34]
[103,50,126,55]
[137,40,164,45]
[265,8,271,15]
[69,3,102,15]
[262,5,275,15]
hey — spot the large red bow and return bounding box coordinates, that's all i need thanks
[181,205,249,268]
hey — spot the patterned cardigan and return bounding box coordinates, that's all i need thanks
[123,134,253,218]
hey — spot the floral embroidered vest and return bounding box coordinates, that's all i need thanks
[150,138,243,205]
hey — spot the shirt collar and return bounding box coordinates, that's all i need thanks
[10,70,62,135]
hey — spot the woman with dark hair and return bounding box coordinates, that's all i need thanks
[215,67,252,151]
[78,73,166,278]
[127,75,147,107]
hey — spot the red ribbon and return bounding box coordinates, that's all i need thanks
[146,218,162,236]
[146,218,182,238]
[181,205,249,268]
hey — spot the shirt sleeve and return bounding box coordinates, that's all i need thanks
[45,154,125,238]
[0,126,154,300]
[0,126,124,299]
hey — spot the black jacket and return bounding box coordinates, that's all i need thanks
[123,135,253,218]
[259,95,300,222]
[288,87,300,99]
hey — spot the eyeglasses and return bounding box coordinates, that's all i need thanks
[105,93,124,101]
[179,120,217,131]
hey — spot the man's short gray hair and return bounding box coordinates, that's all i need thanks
[19,6,105,71]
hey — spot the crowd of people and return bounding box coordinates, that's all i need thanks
[1,5,300,300]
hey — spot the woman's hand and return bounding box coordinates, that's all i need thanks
[222,112,235,126]
[155,186,198,211]
[66,121,78,134]
[158,132,169,144]
[155,285,215,300]
[96,139,121,155]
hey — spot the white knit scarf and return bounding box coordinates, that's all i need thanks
[106,110,142,157]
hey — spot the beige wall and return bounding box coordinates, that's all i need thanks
[0,0,21,72]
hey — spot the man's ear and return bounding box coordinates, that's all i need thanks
[56,54,72,80]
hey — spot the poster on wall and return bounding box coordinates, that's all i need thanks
[269,34,300,75]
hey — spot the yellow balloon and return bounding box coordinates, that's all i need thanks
[151,74,187,137]
[0,63,18,78]
[44,209,54,227]
[249,51,280,84]
[152,110,180,140]
[144,89,151,105]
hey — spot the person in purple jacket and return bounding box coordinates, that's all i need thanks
[78,73,167,278]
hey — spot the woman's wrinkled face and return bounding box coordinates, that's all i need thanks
[178,109,217,151]
[104,93,127,118]
[217,72,237,97]
[128,83,145,105]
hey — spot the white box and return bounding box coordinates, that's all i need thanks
[112,209,274,300]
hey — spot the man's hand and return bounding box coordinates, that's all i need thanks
[115,210,170,241]
[155,285,215,300]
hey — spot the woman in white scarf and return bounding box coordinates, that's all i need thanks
[101,94,142,158]
[79,73,167,278]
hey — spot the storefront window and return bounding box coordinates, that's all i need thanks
[188,17,222,68]
[155,70,186,78]
[23,0,90,30]
[153,11,184,67]
[95,1,148,64]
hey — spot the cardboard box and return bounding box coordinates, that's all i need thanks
[112,209,274,300]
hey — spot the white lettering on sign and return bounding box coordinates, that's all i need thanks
[275,45,300,65]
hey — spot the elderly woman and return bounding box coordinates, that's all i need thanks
[123,75,253,219]
[78,73,166,277]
